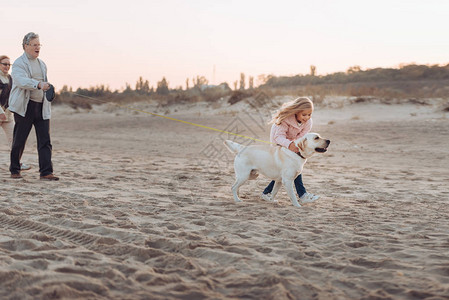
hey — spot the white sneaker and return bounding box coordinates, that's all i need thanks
[261,192,273,202]
[20,163,31,171]
[300,192,320,203]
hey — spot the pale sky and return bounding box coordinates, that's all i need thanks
[2,0,448,91]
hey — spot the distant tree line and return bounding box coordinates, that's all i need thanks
[260,64,449,88]
[55,63,449,108]
[59,63,449,99]
[56,74,234,107]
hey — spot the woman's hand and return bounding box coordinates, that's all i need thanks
[288,141,298,153]
[0,113,6,121]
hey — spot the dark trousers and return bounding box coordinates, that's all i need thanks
[10,101,53,176]
[263,174,306,198]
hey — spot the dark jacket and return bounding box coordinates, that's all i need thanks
[0,74,12,109]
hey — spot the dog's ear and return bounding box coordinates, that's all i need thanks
[297,139,307,152]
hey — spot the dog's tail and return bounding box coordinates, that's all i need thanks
[223,140,245,153]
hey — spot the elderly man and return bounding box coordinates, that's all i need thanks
[9,32,58,180]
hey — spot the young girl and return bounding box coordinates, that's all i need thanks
[261,97,319,203]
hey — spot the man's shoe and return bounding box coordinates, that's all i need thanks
[40,174,59,181]
[11,173,23,179]
[20,163,31,171]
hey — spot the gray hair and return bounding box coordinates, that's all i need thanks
[22,32,39,50]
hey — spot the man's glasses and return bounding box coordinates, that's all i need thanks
[27,44,42,48]
[0,63,11,67]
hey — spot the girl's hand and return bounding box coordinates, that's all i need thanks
[288,141,298,153]
[0,113,6,121]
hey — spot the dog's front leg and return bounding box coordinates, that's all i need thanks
[282,178,301,207]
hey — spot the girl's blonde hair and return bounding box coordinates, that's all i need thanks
[0,55,10,62]
[270,97,314,125]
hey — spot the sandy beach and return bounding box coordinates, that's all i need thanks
[1,96,448,299]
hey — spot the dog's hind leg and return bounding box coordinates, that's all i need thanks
[231,173,250,203]
[270,181,283,203]
[282,178,301,208]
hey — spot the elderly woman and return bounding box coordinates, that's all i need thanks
[0,55,30,171]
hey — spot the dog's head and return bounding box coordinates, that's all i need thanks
[295,133,330,158]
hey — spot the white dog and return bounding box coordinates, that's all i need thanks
[224,133,330,207]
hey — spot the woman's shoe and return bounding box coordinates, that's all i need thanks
[20,163,31,171]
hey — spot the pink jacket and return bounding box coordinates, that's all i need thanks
[270,114,312,148]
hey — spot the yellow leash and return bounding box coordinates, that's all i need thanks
[71,93,272,144]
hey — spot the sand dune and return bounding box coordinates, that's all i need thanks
[0,97,448,299]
